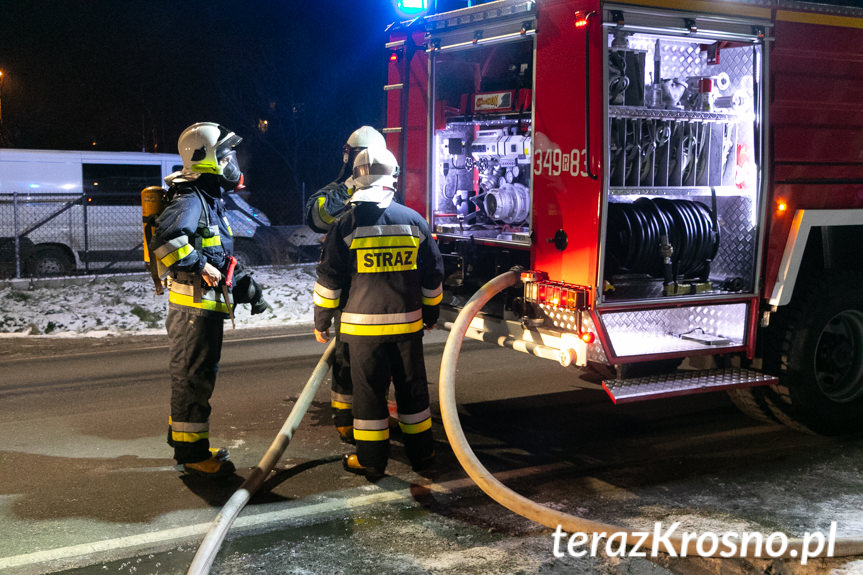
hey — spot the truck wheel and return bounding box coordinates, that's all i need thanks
[26,246,74,277]
[727,386,774,424]
[736,272,863,435]
[232,239,262,268]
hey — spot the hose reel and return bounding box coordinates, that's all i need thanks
[606,197,720,285]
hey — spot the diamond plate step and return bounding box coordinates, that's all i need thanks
[602,367,777,404]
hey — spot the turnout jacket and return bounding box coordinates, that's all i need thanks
[151,179,234,318]
[305,179,351,233]
[314,191,444,343]
[305,162,361,233]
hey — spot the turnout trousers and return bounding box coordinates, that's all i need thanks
[165,307,224,464]
[330,313,354,434]
[350,336,434,472]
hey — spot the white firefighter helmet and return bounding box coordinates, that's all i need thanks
[177,122,243,180]
[352,146,399,190]
[346,125,386,152]
[343,125,386,164]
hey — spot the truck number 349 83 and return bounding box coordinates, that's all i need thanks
[533,148,589,178]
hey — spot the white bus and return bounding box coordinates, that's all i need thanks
[0,149,273,276]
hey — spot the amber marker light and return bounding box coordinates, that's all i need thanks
[777,200,788,215]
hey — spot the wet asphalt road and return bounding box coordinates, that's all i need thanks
[1,326,863,575]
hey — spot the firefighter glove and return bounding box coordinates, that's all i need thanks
[423,305,439,329]
[234,272,270,314]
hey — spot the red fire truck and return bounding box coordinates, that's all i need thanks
[384,0,863,435]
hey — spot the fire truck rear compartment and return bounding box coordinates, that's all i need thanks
[591,25,764,368]
[423,4,768,386]
[527,27,764,365]
[430,37,535,245]
[603,33,761,302]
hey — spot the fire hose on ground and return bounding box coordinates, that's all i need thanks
[186,338,336,575]
[437,268,863,559]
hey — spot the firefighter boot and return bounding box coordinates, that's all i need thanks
[342,454,385,482]
[336,426,355,445]
[183,448,236,479]
[410,450,436,473]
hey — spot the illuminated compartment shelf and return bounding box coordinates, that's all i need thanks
[608,186,748,197]
[609,105,737,123]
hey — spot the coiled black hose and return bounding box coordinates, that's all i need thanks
[606,197,720,279]
[608,51,630,105]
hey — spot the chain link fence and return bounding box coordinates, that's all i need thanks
[0,191,321,279]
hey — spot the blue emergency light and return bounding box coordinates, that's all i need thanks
[396,0,428,15]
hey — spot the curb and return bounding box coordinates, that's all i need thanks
[0,263,315,291]
[1,272,150,291]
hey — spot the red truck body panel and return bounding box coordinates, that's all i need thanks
[766,17,863,297]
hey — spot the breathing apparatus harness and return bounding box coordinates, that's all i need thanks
[140,185,269,316]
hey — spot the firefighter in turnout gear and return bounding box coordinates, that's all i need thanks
[305,126,387,233]
[313,147,444,480]
[306,126,387,445]
[152,122,264,479]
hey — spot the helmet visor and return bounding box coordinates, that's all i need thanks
[216,127,243,159]
[353,162,395,180]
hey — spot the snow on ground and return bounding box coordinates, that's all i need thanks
[0,264,318,337]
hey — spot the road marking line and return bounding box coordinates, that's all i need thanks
[0,462,568,571]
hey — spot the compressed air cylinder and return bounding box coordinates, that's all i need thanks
[141,186,166,264]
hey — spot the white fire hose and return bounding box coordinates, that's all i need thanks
[438,269,863,559]
[186,338,336,575]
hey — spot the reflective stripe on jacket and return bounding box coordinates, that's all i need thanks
[168,281,233,315]
[314,198,444,343]
[304,180,351,233]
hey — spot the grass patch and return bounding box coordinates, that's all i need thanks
[130,305,163,328]
[8,291,30,302]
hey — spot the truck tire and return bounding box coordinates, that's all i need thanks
[726,386,796,428]
[733,272,863,435]
[26,246,74,277]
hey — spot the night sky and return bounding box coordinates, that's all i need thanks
[0,1,408,224]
